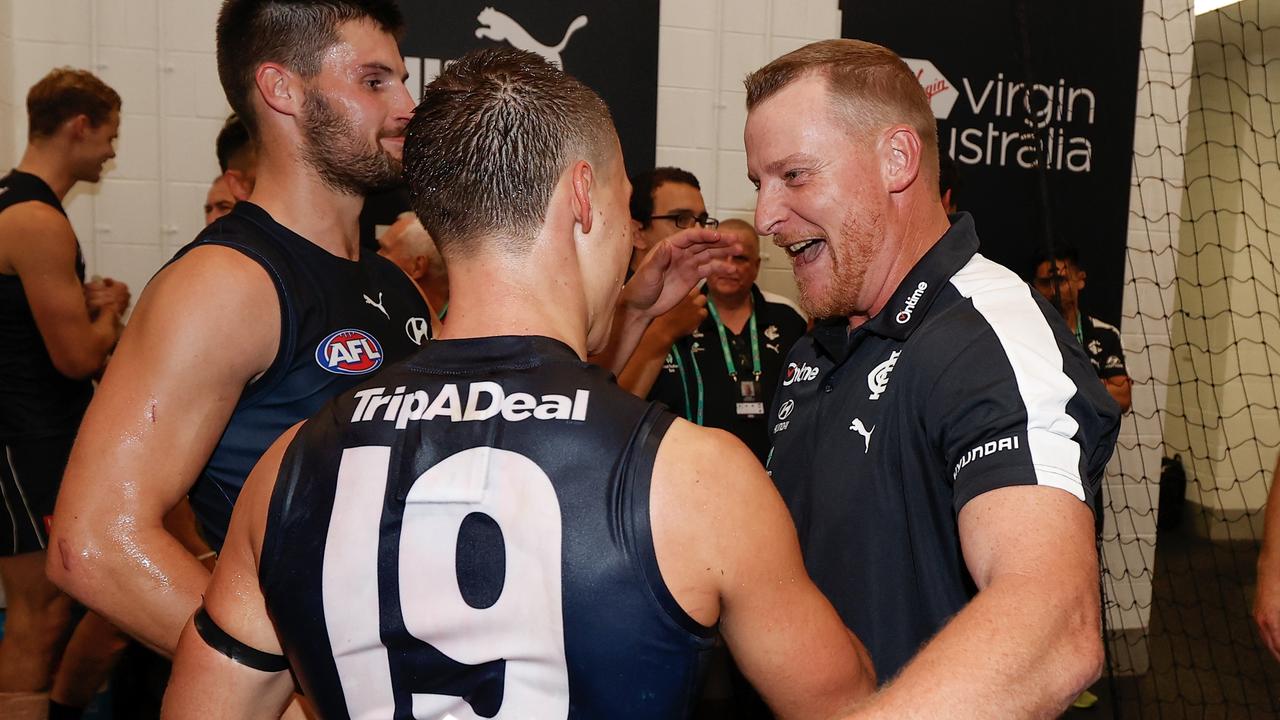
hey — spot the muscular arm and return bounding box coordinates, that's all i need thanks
[163,426,298,719]
[1254,453,1280,661]
[853,486,1102,719]
[2,203,122,378]
[48,246,279,655]
[653,422,875,719]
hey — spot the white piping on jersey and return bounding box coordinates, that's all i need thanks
[949,254,1085,501]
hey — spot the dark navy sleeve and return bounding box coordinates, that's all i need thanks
[922,302,1119,517]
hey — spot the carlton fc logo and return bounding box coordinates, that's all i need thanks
[316,329,384,375]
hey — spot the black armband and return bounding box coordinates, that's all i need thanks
[194,605,290,673]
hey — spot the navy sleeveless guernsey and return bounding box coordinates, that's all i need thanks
[0,170,93,441]
[172,201,430,548]
[259,336,716,719]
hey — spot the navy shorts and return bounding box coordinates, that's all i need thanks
[0,434,75,556]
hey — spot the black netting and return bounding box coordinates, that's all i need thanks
[1100,0,1280,716]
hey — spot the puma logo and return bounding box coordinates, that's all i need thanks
[475,7,588,69]
[364,292,389,320]
[849,418,875,453]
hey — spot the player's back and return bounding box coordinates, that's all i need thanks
[258,335,716,719]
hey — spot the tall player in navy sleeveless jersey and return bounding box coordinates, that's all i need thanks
[46,0,431,662]
[164,48,875,720]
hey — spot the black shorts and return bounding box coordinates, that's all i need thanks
[0,434,75,556]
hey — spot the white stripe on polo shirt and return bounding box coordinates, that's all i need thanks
[949,253,1085,501]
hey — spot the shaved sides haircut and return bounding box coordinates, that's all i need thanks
[403,47,617,259]
[216,0,404,135]
[745,38,939,179]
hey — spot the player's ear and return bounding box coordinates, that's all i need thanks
[255,62,302,119]
[1076,269,1087,290]
[570,160,594,235]
[64,114,91,141]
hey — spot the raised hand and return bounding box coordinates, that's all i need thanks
[620,227,738,319]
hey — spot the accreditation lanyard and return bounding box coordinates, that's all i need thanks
[669,343,704,426]
[1074,314,1084,346]
[706,298,761,383]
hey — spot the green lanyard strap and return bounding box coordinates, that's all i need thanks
[669,344,704,425]
[706,298,761,382]
[1074,314,1084,346]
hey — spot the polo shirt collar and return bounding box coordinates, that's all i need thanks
[812,212,981,359]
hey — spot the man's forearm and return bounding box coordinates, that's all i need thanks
[1259,461,1280,567]
[852,575,1101,719]
[53,524,211,657]
[616,322,678,398]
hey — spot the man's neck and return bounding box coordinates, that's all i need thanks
[247,153,365,261]
[436,249,592,359]
[711,288,753,333]
[848,200,953,330]
[17,145,77,199]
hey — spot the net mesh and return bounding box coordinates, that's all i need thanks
[1102,0,1280,715]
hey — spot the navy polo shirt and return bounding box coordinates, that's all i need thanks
[649,284,807,463]
[766,213,1121,681]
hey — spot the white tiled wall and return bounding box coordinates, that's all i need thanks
[657,0,841,301]
[0,0,13,172]
[3,0,227,300]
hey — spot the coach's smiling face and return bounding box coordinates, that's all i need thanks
[745,74,899,323]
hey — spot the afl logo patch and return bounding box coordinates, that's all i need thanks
[316,329,384,375]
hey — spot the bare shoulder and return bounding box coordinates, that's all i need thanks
[150,244,276,303]
[654,418,773,506]
[136,245,278,339]
[0,201,77,269]
[116,244,281,383]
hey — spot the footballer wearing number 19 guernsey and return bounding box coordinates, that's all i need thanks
[163,47,873,720]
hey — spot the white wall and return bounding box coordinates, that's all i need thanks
[3,0,227,300]
[0,1,13,172]
[655,0,840,301]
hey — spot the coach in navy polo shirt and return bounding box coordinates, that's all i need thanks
[744,40,1121,715]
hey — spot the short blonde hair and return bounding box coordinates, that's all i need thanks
[745,39,937,177]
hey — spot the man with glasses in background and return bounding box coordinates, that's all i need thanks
[616,167,720,397]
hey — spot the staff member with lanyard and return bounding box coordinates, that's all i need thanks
[650,218,807,463]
